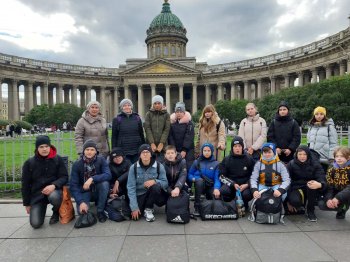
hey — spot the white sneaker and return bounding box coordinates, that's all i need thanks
[144,208,155,222]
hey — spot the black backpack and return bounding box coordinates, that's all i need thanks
[200,198,238,220]
[105,195,131,222]
[166,192,190,224]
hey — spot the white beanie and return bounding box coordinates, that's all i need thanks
[152,95,164,105]
[119,98,133,109]
[86,101,101,110]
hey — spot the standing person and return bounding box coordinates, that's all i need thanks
[144,95,170,162]
[238,103,267,161]
[267,101,301,163]
[70,140,111,223]
[127,144,168,222]
[75,101,110,158]
[112,98,145,164]
[168,102,195,172]
[307,106,338,172]
[195,104,226,160]
[21,135,68,229]
[109,147,131,198]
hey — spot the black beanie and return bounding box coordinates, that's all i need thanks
[110,147,124,159]
[278,101,289,111]
[35,135,51,149]
[83,139,97,152]
[138,144,152,156]
[232,136,244,148]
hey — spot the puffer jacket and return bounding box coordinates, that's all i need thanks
[162,154,187,193]
[168,111,194,153]
[144,107,170,147]
[238,114,267,150]
[307,119,338,162]
[75,111,109,157]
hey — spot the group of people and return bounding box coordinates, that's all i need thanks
[21,95,349,228]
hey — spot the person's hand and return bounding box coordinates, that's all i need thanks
[217,144,225,150]
[276,148,282,155]
[328,159,334,165]
[247,147,254,155]
[151,143,157,152]
[180,151,187,159]
[213,189,220,199]
[253,191,261,199]
[273,190,282,197]
[284,149,291,156]
[171,187,180,197]
[25,206,31,214]
[307,180,322,190]
[157,143,164,152]
[287,202,297,213]
[239,184,249,191]
[79,202,88,214]
[83,178,93,191]
[326,199,336,209]
[41,185,55,195]
[109,193,118,199]
[144,179,156,189]
[131,209,141,220]
[234,184,240,190]
[112,181,119,194]
[331,198,340,208]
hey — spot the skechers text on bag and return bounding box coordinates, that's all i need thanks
[200,198,238,220]
[166,192,190,224]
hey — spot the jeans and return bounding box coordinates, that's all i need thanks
[77,181,110,214]
[136,183,166,213]
[258,184,287,201]
[30,189,62,229]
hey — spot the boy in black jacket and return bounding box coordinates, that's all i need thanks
[286,145,326,222]
[109,147,131,198]
[219,136,255,209]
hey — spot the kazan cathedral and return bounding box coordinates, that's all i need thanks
[0,0,350,121]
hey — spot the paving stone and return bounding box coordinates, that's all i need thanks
[306,231,350,262]
[127,214,185,236]
[10,217,74,238]
[238,216,301,233]
[185,218,242,235]
[0,204,28,218]
[68,219,130,237]
[0,238,64,262]
[187,234,260,262]
[118,235,186,262]
[48,236,125,262]
[0,217,28,238]
[246,232,335,262]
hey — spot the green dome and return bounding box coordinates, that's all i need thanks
[149,1,185,30]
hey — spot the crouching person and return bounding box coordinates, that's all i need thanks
[127,144,168,222]
[109,147,131,198]
[70,140,111,223]
[21,135,68,229]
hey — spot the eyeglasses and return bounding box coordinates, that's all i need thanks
[141,151,151,154]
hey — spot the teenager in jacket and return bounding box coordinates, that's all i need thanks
[238,103,267,161]
[188,142,221,216]
[127,144,168,222]
[75,101,110,158]
[144,95,170,162]
[70,140,111,223]
[286,145,326,222]
[112,98,145,164]
[267,101,301,163]
[219,136,255,209]
[21,136,68,228]
[109,147,131,198]
[307,106,338,172]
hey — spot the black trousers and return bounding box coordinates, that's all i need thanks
[287,187,318,211]
[194,178,214,208]
[137,183,166,213]
[219,184,252,209]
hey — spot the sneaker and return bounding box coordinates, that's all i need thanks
[97,212,107,223]
[49,211,59,225]
[307,211,317,222]
[336,209,346,219]
[144,208,155,222]
[193,207,200,217]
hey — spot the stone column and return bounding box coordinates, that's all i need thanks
[124,85,130,99]
[80,89,86,107]
[192,84,197,114]
[165,84,170,113]
[311,69,318,83]
[230,82,236,100]
[41,83,49,105]
[243,81,249,100]
[178,83,184,102]
[137,84,144,117]
[48,86,54,106]
[325,65,332,79]
[297,72,304,87]
[257,79,263,98]
[86,86,92,104]
[270,77,276,94]
[347,59,350,74]
[64,87,70,103]
[71,85,78,106]
[151,84,156,98]
[12,79,19,120]
[217,83,223,101]
[56,84,63,104]
[339,60,346,75]
[100,86,106,117]
[113,87,119,115]
[28,81,34,111]
[284,75,290,88]
[205,84,210,105]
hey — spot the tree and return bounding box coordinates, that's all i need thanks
[215,99,248,127]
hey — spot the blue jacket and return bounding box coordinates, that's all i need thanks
[70,155,111,206]
[127,160,168,211]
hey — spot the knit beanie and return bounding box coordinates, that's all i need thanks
[35,135,51,149]
[110,147,124,159]
[119,98,133,110]
[174,102,186,112]
[313,106,326,116]
[231,136,244,148]
[86,101,101,110]
[83,139,97,152]
[277,101,289,111]
[138,144,153,156]
[261,142,276,155]
[152,95,164,105]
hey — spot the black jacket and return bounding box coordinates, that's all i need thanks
[219,151,255,186]
[109,158,131,194]
[168,118,195,153]
[21,147,68,206]
[287,146,326,191]
[111,112,145,156]
[162,154,187,194]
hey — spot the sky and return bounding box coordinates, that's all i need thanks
[0,0,349,68]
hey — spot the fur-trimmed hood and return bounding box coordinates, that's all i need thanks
[170,111,192,124]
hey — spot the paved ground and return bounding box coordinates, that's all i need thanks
[0,203,350,262]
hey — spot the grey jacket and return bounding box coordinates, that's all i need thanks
[307,119,338,162]
[74,111,110,157]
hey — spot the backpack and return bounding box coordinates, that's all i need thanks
[199,198,238,220]
[166,192,190,224]
[105,195,131,222]
[248,188,284,224]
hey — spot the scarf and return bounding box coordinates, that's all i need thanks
[83,154,97,181]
